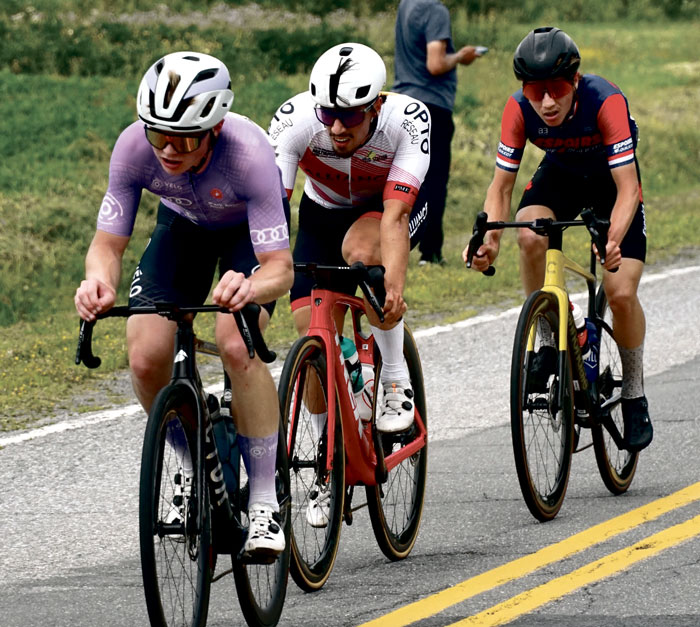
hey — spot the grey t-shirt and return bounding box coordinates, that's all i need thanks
[392,0,456,112]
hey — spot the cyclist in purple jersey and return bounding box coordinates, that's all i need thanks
[75,52,293,558]
[464,28,652,451]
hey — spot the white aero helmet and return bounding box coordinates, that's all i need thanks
[309,42,386,108]
[137,51,234,132]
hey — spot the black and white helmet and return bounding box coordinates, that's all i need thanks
[513,27,581,82]
[137,51,234,132]
[309,42,386,108]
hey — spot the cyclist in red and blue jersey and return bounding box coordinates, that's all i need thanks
[74,52,293,558]
[464,27,652,451]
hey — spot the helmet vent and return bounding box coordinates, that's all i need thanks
[355,85,370,99]
[183,55,200,62]
[201,96,216,118]
[194,69,218,83]
[339,47,353,56]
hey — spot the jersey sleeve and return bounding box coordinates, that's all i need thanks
[96,125,144,237]
[383,98,431,207]
[241,125,290,254]
[597,93,636,169]
[496,96,526,173]
[268,94,313,196]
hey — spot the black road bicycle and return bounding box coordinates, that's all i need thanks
[76,303,290,627]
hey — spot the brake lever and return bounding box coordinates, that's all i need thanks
[465,211,496,276]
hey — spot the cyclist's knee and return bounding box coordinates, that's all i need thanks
[605,285,639,318]
[517,228,546,257]
[218,334,254,372]
[128,344,170,386]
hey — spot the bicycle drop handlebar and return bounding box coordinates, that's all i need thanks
[75,302,276,369]
[293,261,387,323]
[465,208,617,275]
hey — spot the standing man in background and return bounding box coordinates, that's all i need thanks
[393,0,485,266]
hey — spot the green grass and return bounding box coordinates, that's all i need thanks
[1,7,699,427]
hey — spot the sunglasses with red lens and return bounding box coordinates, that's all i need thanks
[314,99,376,128]
[144,127,209,153]
[522,79,574,101]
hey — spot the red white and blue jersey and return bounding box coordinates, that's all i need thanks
[496,74,638,176]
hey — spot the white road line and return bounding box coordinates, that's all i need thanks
[2,264,698,449]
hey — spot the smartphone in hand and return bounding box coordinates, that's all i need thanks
[475,46,489,56]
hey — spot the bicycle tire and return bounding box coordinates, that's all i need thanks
[591,287,639,494]
[278,336,345,592]
[366,324,428,560]
[511,291,575,522]
[140,384,212,627]
[232,423,291,627]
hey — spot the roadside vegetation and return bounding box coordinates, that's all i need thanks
[1,1,699,426]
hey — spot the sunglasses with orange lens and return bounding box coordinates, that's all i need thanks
[522,79,574,101]
[144,127,209,153]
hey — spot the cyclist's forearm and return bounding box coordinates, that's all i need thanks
[380,202,410,294]
[608,167,640,244]
[85,231,127,290]
[250,250,294,304]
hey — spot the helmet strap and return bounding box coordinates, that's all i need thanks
[189,130,217,173]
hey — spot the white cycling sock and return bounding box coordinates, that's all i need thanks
[239,433,279,511]
[370,323,409,384]
[619,343,645,399]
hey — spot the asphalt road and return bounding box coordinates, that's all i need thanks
[1,260,699,627]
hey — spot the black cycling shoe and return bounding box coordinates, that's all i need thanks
[526,345,557,393]
[621,396,653,451]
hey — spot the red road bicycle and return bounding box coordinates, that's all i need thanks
[278,262,428,591]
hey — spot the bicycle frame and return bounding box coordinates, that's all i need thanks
[302,285,427,488]
[534,229,597,416]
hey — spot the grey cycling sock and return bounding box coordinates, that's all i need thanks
[619,343,645,399]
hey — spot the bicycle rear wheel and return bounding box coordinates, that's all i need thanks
[511,291,574,522]
[366,324,428,560]
[140,384,211,627]
[232,424,291,627]
[279,336,345,592]
[591,287,639,494]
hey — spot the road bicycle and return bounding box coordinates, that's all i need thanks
[76,302,291,627]
[466,210,639,521]
[278,262,428,591]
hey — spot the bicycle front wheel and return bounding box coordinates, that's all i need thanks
[232,424,291,627]
[592,287,639,494]
[279,336,345,592]
[511,291,574,522]
[366,324,428,560]
[140,384,211,627]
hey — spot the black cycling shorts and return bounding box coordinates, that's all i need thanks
[518,158,647,262]
[128,202,289,316]
[289,192,428,306]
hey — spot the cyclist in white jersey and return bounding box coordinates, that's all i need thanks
[269,42,431,437]
[74,52,293,558]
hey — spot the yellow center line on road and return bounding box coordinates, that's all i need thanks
[359,482,700,627]
[451,513,700,626]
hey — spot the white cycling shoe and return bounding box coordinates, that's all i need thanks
[376,381,415,433]
[306,485,331,528]
[244,503,285,561]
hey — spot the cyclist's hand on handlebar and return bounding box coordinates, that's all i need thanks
[75,279,116,321]
[382,286,407,325]
[593,239,622,272]
[212,270,255,311]
[462,238,499,273]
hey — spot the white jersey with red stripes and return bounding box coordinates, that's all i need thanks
[268,91,430,209]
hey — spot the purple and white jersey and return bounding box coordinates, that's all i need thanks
[97,113,289,253]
